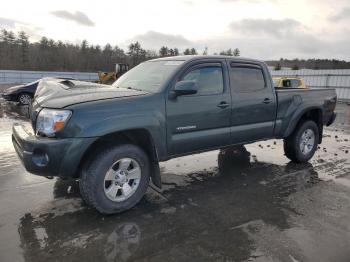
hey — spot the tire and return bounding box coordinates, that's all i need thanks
[18,93,32,105]
[79,172,92,206]
[284,120,319,163]
[79,144,150,214]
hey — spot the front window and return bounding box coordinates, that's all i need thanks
[182,66,224,95]
[112,60,184,92]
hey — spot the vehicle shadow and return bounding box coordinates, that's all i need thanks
[17,146,320,262]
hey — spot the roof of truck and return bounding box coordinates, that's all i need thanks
[150,55,263,63]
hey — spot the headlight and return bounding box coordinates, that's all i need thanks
[36,108,72,137]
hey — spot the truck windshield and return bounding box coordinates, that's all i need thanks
[112,60,184,92]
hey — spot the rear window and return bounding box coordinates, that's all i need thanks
[230,67,265,92]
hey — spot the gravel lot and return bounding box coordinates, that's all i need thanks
[0,99,349,262]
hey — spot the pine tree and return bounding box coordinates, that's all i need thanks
[274,63,281,70]
[17,31,29,68]
[183,48,191,55]
[159,46,169,57]
[292,64,299,70]
[128,41,146,66]
[233,48,240,57]
[203,47,208,55]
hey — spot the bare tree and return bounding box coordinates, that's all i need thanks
[202,47,208,55]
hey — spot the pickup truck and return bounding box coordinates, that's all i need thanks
[12,55,337,214]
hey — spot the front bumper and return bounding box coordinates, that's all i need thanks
[12,123,95,178]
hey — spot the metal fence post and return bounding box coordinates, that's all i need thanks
[326,74,330,89]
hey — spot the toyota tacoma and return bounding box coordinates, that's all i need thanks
[12,56,337,214]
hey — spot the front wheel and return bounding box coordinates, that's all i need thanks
[284,120,319,163]
[18,93,32,105]
[79,144,150,214]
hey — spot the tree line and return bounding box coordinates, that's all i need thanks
[267,58,350,70]
[0,29,241,72]
[2,29,349,72]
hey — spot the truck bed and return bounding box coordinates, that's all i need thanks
[274,87,337,137]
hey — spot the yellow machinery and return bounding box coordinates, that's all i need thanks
[273,77,306,88]
[98,63,129,85]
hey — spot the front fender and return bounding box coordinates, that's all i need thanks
[61,95,167,159]
[72,114,165,156]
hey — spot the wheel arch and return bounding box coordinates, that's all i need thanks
[284,107,323,143]
[77,128,162,188]
[17,92,33,103]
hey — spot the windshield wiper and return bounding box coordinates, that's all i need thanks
[114,86,145,92]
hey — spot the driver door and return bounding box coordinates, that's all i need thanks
[166,62,231,156]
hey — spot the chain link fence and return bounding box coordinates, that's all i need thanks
[270,69,350,102]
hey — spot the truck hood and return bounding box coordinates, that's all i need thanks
[34,78,148,108]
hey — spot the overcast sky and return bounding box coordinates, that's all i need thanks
[1,0,350,60]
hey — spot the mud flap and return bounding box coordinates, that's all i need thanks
[326,113,336,126]
[150,161,162,188]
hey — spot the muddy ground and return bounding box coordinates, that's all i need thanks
[0,99,349,262]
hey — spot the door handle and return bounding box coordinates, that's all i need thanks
[217,102,229,109]
[263,98,272,104]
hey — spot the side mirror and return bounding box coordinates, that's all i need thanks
[173,80,198,96]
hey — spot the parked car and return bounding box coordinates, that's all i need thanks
[2,80,39,105]
[12,56,337,214]
[273,77,306,88]
[2,77,77,105]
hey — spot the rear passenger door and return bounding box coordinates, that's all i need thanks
[229,62,276,144]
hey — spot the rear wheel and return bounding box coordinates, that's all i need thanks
[79,144,150,214]
[284,120,319,163]
[18,93,32,105]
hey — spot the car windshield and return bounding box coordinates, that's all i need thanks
[112,60,184,92]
